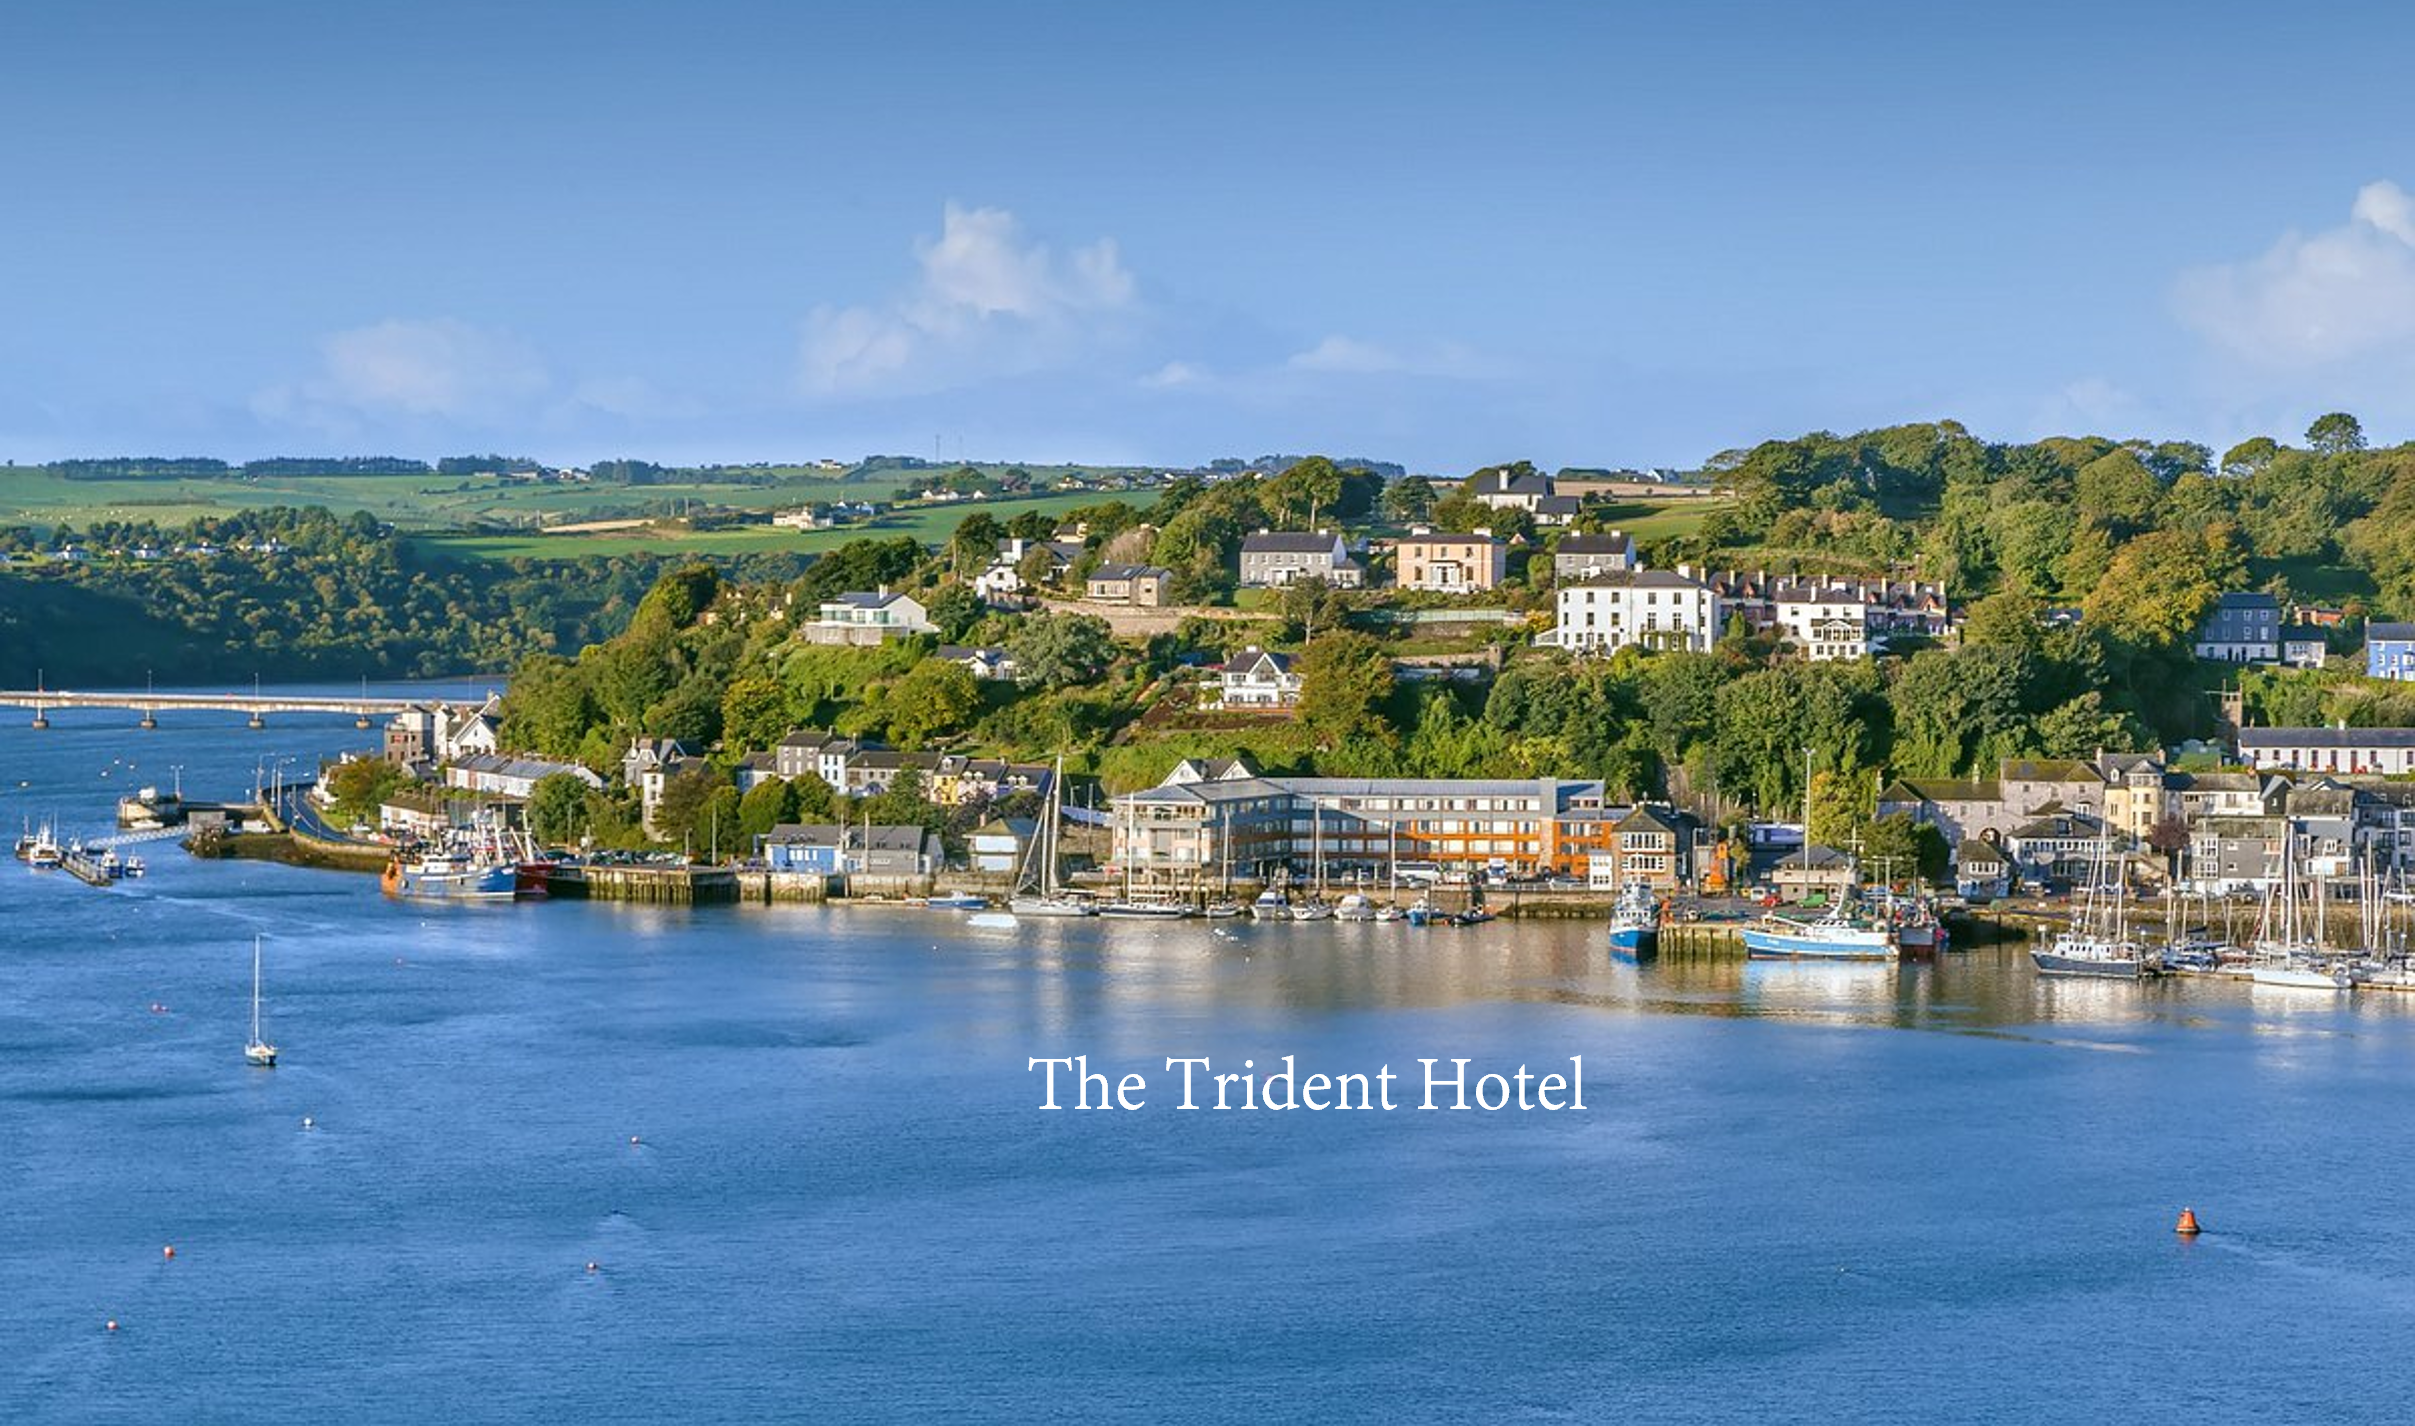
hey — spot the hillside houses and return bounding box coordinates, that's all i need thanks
[807,589,935,645]
[1238,531,1364,588]
[1210,646,1302,709]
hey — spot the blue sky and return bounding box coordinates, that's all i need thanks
[4,0,2414,473]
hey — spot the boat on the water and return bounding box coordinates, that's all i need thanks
[2033,835,2149,979]
[1249,889,1290,920]
[1745,751,1895,962]
[1334,893,1376,922]
[1202,900,1244,919]
[1405,898,1437,927]
[1008,756,1096,918]
[26,824,63,869]
[2246,829,2351,992]
[1100,898,1192,919]
[244,936,277,1068]
[382,848,517,900]
[1608,883,1659,959]
[1289,898,1335,922]
[926,891,989,911]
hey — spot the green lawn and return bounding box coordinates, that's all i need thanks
[1582,496,1727,543]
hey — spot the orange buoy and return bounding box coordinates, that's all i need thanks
[161,1245,175,1260]
[2175,1207,2202,1235]
[105,1320,118,1332]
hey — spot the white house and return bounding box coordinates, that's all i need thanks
[1771,582,1871,661]
[1469,469,1554,512]
[806,589,935,645]
[1211,646,1303,709]
[444,753,604,801]
[1546,570,1720,654]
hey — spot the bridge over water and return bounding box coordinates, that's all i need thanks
[0,689,489,729]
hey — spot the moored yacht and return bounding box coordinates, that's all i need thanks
[1608,883,1659,959]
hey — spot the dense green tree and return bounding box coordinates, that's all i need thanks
[738,777,799,839]
[526,771,591,846]
[1380,475,1436,525]
[886,660,980,748]
[1295,631,1397,747]
[719,674,791,753]
[2307,411,2366,456]
[1006,612,1117,690]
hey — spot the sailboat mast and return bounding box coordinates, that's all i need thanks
[251,937,263,1042]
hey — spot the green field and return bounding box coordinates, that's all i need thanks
[1582,495,1726,543]
[410,490,1114,562]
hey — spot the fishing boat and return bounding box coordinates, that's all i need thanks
[26,824,63,869]
[2033,834,2149,978]
[1008,756,1096,917]
[1608,883,1659,959]
[1743,754,1894,962]
[122,855,146,878]
[381,845,517,900]
[244,936,277,1068]
[1405,897,1437,927]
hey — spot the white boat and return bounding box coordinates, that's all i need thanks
[1373,904,1403,923]
[27,825,63,868]
[1202,901,1244,919]
[1289,898,1335,922]
[924,891,989,911]
[1334,893,1375,922]
[2247,829,2351,992]
[1250,889,1290,920]
[1099,898,1192,919]
[1008,756,1096,917]
[244,936,278,1068]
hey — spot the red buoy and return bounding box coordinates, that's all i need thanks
[2175,1207,2202,1235]
[105,1320,118,1333]
[162,1245,175,1260]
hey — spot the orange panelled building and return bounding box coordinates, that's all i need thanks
[1113,759,1704,889]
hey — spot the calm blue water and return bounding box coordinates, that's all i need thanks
[5,702,2415,1423]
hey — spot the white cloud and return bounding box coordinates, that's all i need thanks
[799,203,1138,398]
[2173,180,2415,367]
[1140,360,1207,389]
[1284,334,1496,379]
[255,318,550,429]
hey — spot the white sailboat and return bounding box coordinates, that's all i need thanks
[245,936,278,1067]
[2251,829,2352,991]
[1008,757,1095,917]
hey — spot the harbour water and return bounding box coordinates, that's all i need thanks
[7,704,2415,1423]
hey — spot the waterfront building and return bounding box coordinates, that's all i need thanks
[2367,622,2415,682]
[2099,752,2175,846]
[1210,647,1303,709]
[2194,591,2281,663]
[1394,529,1507,593]
[1551,531,1637,581]
[1084,563,1171,606]
[1770,844,1859,900]
[1953,839,2011,900]
[966,818,1036,876]
[2006,810,2114,888]
[2237,726,2415,777]
[623,737,701,789]
[760,823,941,876]
[1109,769,1698,885]
[806,589,936,645]
[1237,531,1363,588]
[2280,624,2328,670]
[1544,570,1720,654]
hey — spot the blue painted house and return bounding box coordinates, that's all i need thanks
[2368,622,2415,682]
